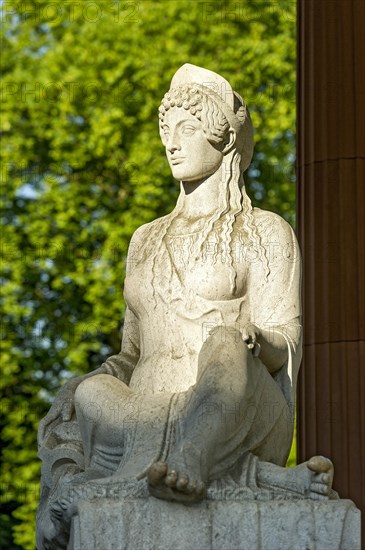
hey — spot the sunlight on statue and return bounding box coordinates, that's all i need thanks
[37,64,337,549]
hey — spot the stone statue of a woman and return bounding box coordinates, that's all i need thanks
[37,64,336,549]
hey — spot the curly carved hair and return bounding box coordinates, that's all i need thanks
[158,84,230,145]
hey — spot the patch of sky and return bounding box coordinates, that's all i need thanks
[68,114,86,126]
[15,183,39,199]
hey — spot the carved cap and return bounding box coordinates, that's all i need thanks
[169,64,254,171]
[171,63,236,110]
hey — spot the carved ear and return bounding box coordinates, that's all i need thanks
[222,128,236,154]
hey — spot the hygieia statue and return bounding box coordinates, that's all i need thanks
[37,64,337,549]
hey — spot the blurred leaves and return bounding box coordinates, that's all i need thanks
[0,1,296,547]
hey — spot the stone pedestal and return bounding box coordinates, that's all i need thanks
[68,497,360,550]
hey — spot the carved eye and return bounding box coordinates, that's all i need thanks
[181,125,196,135]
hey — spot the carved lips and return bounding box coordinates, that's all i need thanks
[170,156,185,165]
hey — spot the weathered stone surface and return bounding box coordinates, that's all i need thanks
[37,64,356,549]
[69,497,360,550]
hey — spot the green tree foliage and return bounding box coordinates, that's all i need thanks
[0,1,296,547]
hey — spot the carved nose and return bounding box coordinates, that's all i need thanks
[166,137,181,153]
[167,143,179,153]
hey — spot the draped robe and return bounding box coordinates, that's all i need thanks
[38,207,302,493]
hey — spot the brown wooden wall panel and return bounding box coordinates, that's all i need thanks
[297,0,365,540]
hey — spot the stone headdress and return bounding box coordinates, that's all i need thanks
[167,63,254,171]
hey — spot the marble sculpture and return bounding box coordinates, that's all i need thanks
[36,64,337,549]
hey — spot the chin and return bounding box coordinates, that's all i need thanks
[172,168,199,181]
[172,166,209,181]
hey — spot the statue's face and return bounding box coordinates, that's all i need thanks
[161,107,224,182]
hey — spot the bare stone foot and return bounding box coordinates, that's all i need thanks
[258,455,338,500]
[147,461,206,503]
[306,455,337,499]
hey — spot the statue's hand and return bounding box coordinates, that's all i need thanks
[38,468,81,550]
[241,323,261,357]
[38,376,85,447]
[49,491,78,524]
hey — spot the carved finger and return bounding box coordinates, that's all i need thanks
[60,499,69,510]
[38,409,60,445]
[50,502,64,519]
[61,402,74,422]
[253,342,261,357]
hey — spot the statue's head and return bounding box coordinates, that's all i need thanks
[159,64,254,182]
[149,66,268,286]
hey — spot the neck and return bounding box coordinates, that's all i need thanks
[178,164,226,218]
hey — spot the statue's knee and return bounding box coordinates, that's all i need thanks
[75,374,114,408]
[198,328,251,396]
[203,326,248,365]
[204,326,243,350]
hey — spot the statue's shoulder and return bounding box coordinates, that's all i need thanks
[130,215,170,246]
[251,208,301,270]
[252,207,296,242]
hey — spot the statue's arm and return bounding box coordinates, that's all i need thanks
[38,306,140,444]
[101,226,143,383]
[244,210,302,374]
[253,327,289,373]
[100,305,140,385]
[243,322,300,374]
[38,229,142,447]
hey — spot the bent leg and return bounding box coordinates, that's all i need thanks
[75,374,174,479]
[148,327,287,502]
[75,374,132,474]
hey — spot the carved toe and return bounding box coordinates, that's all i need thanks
[176,473,189,491]
[307,455,333,473]
[165,470,178,487]
[147,462,168,487]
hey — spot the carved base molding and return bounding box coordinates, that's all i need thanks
[69,496,360,550]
